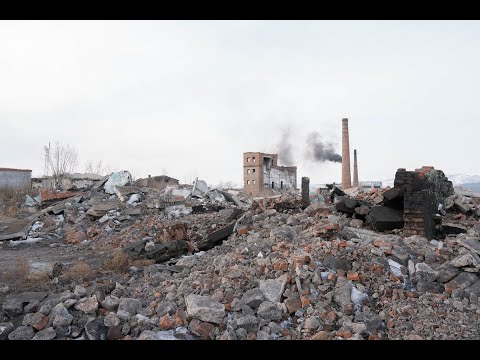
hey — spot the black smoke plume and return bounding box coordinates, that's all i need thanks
[276,128,295,166]
[305,132,342,163]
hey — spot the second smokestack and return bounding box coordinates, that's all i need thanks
[353,149,359,187]
[341,118,352,190]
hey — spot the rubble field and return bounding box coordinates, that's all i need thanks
[0,169,479,341]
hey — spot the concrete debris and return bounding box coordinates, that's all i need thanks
[104,171,133,195]
[1,166,480,341]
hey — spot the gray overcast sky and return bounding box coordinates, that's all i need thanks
[1,20,480,186]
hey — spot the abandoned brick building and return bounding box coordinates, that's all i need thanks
[243,152,297,196]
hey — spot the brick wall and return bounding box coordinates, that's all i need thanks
[394,166,453,239]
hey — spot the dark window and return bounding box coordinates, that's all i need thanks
[272,182,274,189]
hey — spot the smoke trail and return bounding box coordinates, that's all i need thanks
[276,128,295,166]
[305,132,342,163]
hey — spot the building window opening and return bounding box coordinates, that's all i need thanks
[247,157,250,163]
[252,157,256,162]
[253,180,256,184]
[272,182,274,189]
[252,169,256,173]
[247,180,250,185]
[247,169,251,174]
[281,181,283,189]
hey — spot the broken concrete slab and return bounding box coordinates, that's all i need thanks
[191,179,208,197]
[335,196,359,215]
[367,206,404,232]
[196,222,235,251]
[460,238,480,255]
[113,186,143,202]
[39,189,78,203]
[443,223,468,235]
[104,171,132,194]
[86,201,124,217]
[0,218,35,241]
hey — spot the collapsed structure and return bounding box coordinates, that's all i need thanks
[0,163,479,341]
[243,152,297,196]
[0,168,32,191]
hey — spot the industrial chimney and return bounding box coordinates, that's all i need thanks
[341,118,352,190]
[353,149,359,187]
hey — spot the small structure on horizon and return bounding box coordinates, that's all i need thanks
[0,167,32,191]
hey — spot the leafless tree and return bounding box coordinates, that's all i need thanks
[84,160,109,175]
[46,142,78,181]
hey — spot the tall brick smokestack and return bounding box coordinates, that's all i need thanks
[341,118,352,190]
[353,149,359,187]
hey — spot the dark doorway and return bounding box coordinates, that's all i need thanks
[271,182,274,189]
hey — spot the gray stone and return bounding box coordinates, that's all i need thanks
[53,313,74,328]
[39,303,52,316]
[355,205,370,216]
[443,223,468,235]
[364,313,382,333]
[22,312,48,330]
[32,327,56,340]
[391,246,410,266]
[241,288,265,309]
[436,263,460,283]
[63,298,77,309]
[74,295,98,314]
[304,317,320,330]
[47,303,69,328]
[100,295,120,311]
[116,309,131,321]
[185,294,225,324]
[118,298,142,316]
[257,301,282,321]
[465,280,480,298]
[454,198,471,213]
[259,275,287,303]
[74,285,87,298]
[447,272,479,289]
[2,299,24,318]
[236,315,258,332]
[367,206,404,232]
[85,317,108,340]
[270,226,296,243]
[460,238,480,255]
[24,300,40,313]
[138,330,159,340]
[0,322,14,340]
[8,325,35,340]
[104,313,120,328]
[450,252,480,269]
[155,301,177,316]
[323,256,352,272]
[333,277,352,307]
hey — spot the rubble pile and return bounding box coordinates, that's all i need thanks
[1,169,480,340]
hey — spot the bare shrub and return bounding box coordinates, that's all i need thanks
[1,257,29,289]
[106,252,130,273]
[0,188,29,217]
[61,261,93,281]
[130,259,155,267]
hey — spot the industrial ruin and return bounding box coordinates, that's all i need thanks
[0,118,479,341]
[243,152,297,196]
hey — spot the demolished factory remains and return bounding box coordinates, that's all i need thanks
[0,118,479,341]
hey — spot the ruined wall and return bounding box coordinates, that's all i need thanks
[134,176,179,191]
[0,168,31,190]
[263,166,297,191]
[394,166,454,239]
[32,173,104,191]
